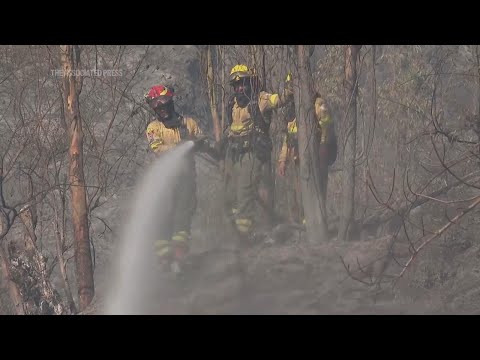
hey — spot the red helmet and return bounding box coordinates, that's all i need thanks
[145,85,174,108]
[146,85,173,99]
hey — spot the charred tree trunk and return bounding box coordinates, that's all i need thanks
[218,45,226,134]
[0,164,16,241]
[0,165,24,314]
[0,245,24,314]
[61,45,94,311]
[206,45,221,142]
[475,45,480,164]
[339,45,361,242]
[249,45,257,70]
[249,45,267,90]
[294,45,328,243]
[0,204,68,315]
[259,45,266,91]
[18,207,68,315]
[53,186,77,314]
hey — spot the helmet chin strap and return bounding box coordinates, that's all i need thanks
[232,75,260,108]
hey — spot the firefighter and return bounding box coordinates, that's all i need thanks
[144,84,203,272]
[222,64,293,241]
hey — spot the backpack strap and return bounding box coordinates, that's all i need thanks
[225,94,236,133]
[248,93,269,135]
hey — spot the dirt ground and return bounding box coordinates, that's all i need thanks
[84,225,479,315]
[80,156,480,315]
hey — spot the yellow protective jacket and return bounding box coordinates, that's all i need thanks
[278,96,333,163]
[146,115,202,154]
[228,91,286,137]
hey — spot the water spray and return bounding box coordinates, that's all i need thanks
[103,141,195,315]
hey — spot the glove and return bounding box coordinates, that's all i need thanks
[193,136,222,160]
[192,135,207,151]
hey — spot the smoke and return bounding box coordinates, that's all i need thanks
[103,141,195,315]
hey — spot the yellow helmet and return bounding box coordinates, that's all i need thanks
[229,64,256,84]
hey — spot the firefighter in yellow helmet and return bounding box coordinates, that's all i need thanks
[144,84,203,273]
[277,73,337,224]
[222,64,293,241]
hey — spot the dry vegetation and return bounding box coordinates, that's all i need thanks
[1,45,479,314]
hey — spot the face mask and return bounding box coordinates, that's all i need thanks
[154,106,171,121]
[232,79,253,107]
[153,99,175,123]
[161,115,181,129]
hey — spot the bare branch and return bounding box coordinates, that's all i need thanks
[396,195,480,280]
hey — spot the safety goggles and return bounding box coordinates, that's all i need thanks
[229,70,256,84]
[232,80,251,92]
[147,95,172,109]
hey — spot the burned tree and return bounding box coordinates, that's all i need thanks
[338,45,361,242]
[294,45,328,243]
[204,45,222,142]
[60,45,94,311]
